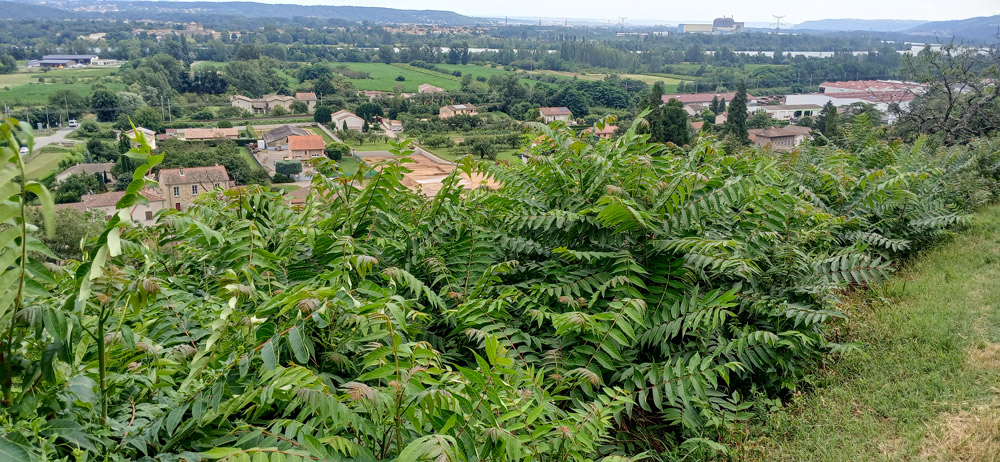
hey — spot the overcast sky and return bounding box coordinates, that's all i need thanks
[271,0,1000,24]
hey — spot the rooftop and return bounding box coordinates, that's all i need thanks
[159,165,230,186]
[820,80,925,93]
[661,92,755,104]
[540,106,572,116]
[262,125,308,143]
[57,162,115,178]
[81,189,165,208]
[288,135,326,151]
[183,127,239,140]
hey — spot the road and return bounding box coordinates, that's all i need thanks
[32,127,76,150]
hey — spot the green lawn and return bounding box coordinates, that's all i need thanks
[422,145,521,164]
[346,141,397,152]
[24,147,72,180]
[740,205,1000,461]
[335,156,360,174]
[238,146,267,175]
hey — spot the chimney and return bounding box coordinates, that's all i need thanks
[179,168,184,176]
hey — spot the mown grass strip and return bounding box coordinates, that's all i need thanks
[738,205,1000,461]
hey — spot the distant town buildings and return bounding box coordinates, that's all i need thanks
[230,94,314,115]
[785,79,923,123]
[679,17,744,34]
[133,22,222,40]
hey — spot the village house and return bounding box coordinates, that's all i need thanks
[287,135,326,160]
[55,162,115,183]
[418,83,445,94]
[229,94,296,115]
[57,190,166,225]
[124,127,157,150]
[539,107,573,123]
[182,127,240,141]
[295,92,318,112]
[439,104,478,119]
[261,125,308,149]
[387,120,403,132]
[331,110,364,131]
[584,125,618,139]
[748,126,813,151]
[158,165,232,211]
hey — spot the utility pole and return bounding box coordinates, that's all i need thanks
[45,105,50,129]
[63,96,68,126]
[772,15,785,34]
[167,98,173,123]
[160,94,165,122]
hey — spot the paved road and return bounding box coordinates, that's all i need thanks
[33,127,76,150]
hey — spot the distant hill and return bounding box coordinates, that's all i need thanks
[4,0,478,24]
[793,19,928,32]
[0,1,75,20]
[903,15,1000,42]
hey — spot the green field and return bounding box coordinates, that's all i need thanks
[334,63,460,92]
[24,147,72,180]
[0,68,123,104]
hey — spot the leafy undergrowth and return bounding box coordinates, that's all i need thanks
[737,205,1000,461]
[2,116,1000,461]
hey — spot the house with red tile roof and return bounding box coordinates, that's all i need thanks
[57,190,166,225]
[287,135,326,160]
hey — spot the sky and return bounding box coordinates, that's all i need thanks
[261,0,1000,24]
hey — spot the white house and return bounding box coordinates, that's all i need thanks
[331,110,364,131]
[539,107,573,123]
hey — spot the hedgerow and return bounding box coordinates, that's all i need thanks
[1,114,998,461]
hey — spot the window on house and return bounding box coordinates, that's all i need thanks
[145,211,153,220]
[192,185,198,195]
[215,183,220,188]
[175,203,181,211]
[173,186,180,196]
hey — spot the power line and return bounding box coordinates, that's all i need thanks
[772,15,786,34]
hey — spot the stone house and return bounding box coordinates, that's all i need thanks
[158,165,232,210]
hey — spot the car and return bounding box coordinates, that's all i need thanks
[68,119,78,128]
[19,146,28,155]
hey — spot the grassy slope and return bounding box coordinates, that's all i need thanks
[24,147,71,180]
[740,206,1000,461]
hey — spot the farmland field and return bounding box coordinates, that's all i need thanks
[0,67,124,104]
[524,69,689,91]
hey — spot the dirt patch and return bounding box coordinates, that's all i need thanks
[967,342,1000,370]
[920,405,1000,461]
[364,152,494,196]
